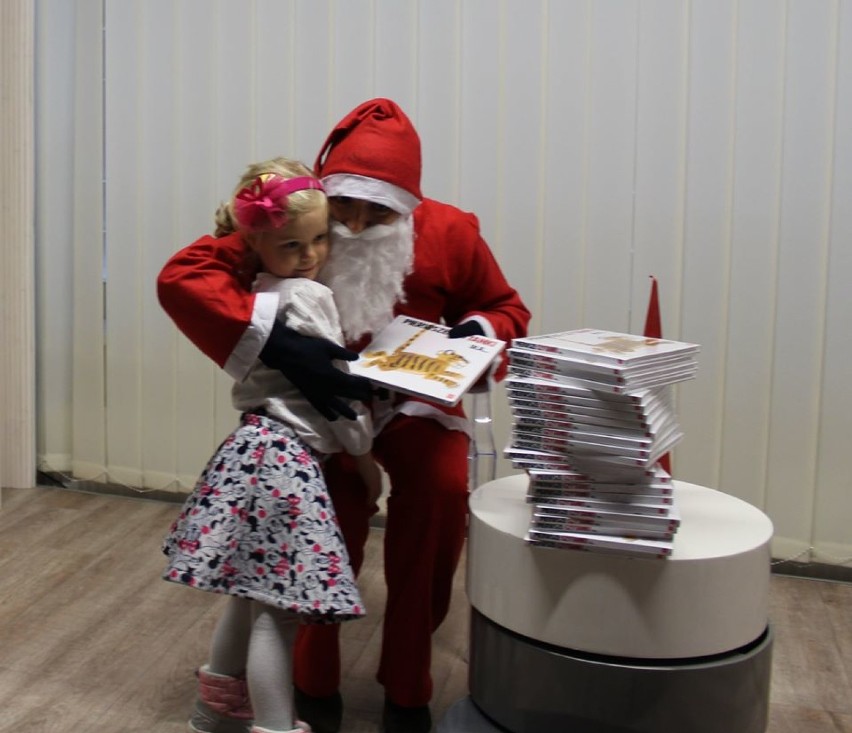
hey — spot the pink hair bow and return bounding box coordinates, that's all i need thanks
[234,174,324,232]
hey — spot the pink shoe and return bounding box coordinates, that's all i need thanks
[188,665,254,733]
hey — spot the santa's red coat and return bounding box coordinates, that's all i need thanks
[157,198,531,419]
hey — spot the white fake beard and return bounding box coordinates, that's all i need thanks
[318,216,415,343]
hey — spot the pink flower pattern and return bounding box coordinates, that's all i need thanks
[162,412,364,622]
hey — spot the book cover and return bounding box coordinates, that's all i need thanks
[513,328,699,367]
[349,316,505,407]
[528,483,674,504]
[530,513,678,541]
[527,468,673,494]
[509,346,696,378]
[534,496,677,518]
[513,414,670,444]
[525,528,674,558]
[511,426,681,464]
[530,505,681,532]
[508,394,678,435]
[530,487,674,508]
[506,375,661,407]
[507,390,651,417]
[509,402,661,431]
[508,433,654,467]
[503,447,579,472]
[512,424,659,453]
[510,364,697,394]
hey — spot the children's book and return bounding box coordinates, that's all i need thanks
[349,315,506,407]
[509,348,698,391]
[525,528,674,558]
[528,482,674,503]
[513,328,699,367]
[509,345,696,378]
[529,488,674,508]
[534,496,678,518]
[509,402,656,430]
[503,446,579,472]
[529,513,678,541]
[506,375,661,407]
[527,467,673,495]
[510,364,697,394]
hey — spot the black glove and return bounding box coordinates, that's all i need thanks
[259,319,373,421]
[448,320,485,338]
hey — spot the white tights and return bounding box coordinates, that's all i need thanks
[208,597,300,731]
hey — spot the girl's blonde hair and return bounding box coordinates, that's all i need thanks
[214,157,326,237]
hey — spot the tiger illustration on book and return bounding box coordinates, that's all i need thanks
[362,328,469,387]
[593,335,660,354]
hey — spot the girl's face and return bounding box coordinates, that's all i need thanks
[248,205,329,280]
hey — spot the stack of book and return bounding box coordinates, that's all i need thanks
[505,328,699,559]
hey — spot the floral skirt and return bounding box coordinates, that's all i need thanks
[162,412,364,622]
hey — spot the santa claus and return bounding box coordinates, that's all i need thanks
[157,98,530,733]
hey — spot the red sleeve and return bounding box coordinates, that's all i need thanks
[433,205,531,381]
[156,232,258,369]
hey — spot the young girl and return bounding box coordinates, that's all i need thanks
[162,158,381,733]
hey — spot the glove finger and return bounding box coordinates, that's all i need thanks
[448,321,485,339]
[325,343,361,362]
[325,396,358,421]
[327,372,374,402]
[305,394,357,422]
[308,397,339,421]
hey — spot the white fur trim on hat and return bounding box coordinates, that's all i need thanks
[322,173,421,216]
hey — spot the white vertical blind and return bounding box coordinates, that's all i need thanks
[70,0,107,483]
[814,0,852,564]
[0,0,35,492]
[34,0,852,564]
[765,1,839,559]
[716,0,784,517]
[677,0,737,493]
[33,0,73,478]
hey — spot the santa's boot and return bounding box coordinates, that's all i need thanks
[188,664,254,733]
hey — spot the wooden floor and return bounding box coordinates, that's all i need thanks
[0,486,850,733]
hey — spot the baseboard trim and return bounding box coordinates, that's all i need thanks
[38,471,186,504]
[37,471,391,527]
[770,558,852,584]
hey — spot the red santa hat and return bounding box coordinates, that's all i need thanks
[314,98,423,215]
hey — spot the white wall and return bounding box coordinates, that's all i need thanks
[35,0,852,564]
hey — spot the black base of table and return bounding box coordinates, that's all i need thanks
[441,608,773,733]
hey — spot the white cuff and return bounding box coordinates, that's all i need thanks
[223,291,279,381]
[462,316,500,382]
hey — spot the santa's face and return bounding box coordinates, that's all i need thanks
[328,196,400,233]
[318,207,415,344]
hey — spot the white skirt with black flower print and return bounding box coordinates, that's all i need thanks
[162,411,364,622]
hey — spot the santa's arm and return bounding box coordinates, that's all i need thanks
[157,234,273,380]
[446,222,530,326]
[444,215,532,382]
[157,234,372,419]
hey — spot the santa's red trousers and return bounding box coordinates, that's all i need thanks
[293,414,470,707]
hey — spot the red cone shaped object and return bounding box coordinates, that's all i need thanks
[643,276,671,474]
